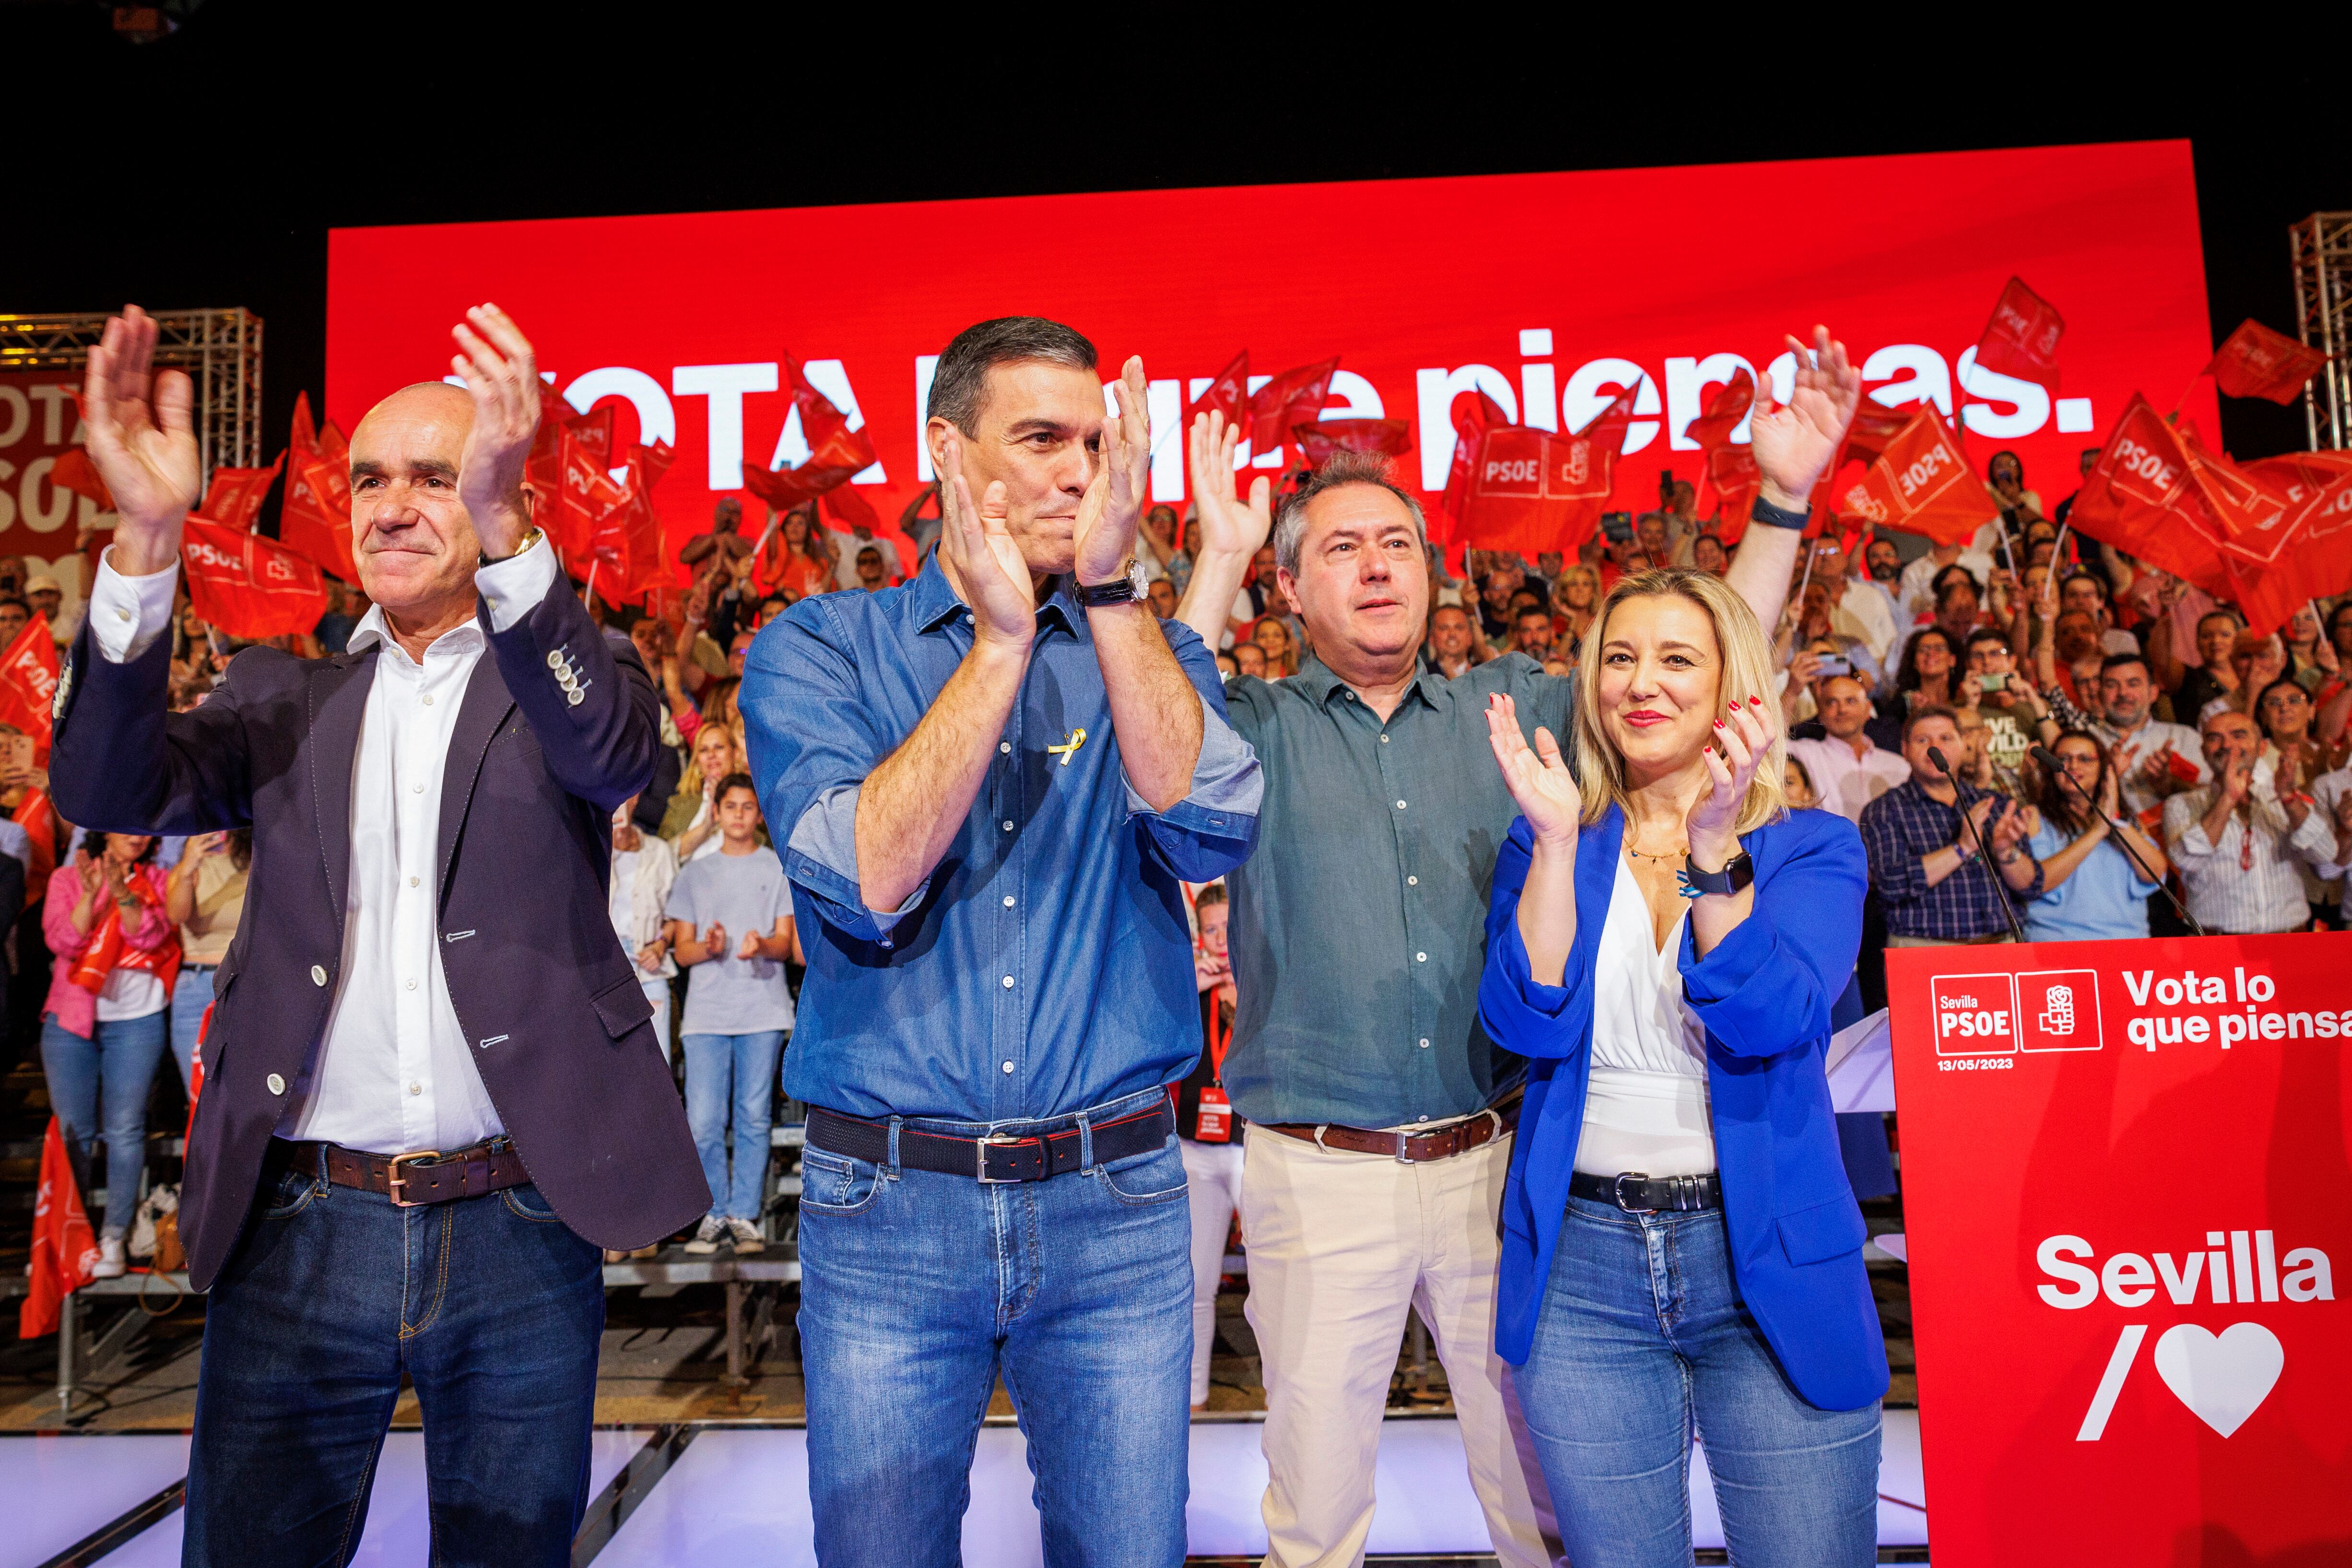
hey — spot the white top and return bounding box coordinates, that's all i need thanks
[1787,733,1912,825]
[91,535,561,1155]
[95,965,166,1022]
[1577,856,1716,1178]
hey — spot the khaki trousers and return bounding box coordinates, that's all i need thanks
[1239,1122,1563,1568]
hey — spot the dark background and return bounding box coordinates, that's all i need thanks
[10,4,2348,466]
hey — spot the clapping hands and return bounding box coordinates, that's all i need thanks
[1484,693,1581,847]
[1749,327,1861,513]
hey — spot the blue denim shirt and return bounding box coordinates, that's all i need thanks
[741,557,1262,1121]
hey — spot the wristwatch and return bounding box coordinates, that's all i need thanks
[1677,850,1755,898]
[1073,558,1149,608]
[481,526,545,566]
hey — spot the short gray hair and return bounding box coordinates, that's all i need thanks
[1271,451,1426,576]
[926,317,1097,436]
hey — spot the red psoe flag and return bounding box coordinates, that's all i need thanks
[279,450,358,582]
[1292,419,1411,472]
[1440,389,1511,546]
[1836,401,1914,470]
[1249,358,1340,462]
[1835,409,1989,546]
[1452,388,1627,559]
[181,515,330,640]
[1683,370,1755,456]
[2207,318,2331,404]
[1186,351,1249,430]
[588,443,677,603]
[20,1117,98,1340]
[47,447,114,511]
[0,618,60,762]
[743,360,878,515]
[1973,276,2066,391]
[199,453,285,533]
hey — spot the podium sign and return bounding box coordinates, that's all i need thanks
[1888,935,2351,1565]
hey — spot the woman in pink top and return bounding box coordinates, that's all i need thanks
[42,830,178,1277]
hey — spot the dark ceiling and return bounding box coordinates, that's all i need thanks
[12,4,2348,463]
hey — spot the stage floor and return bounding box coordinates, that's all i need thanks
[11,1412,1926,1566]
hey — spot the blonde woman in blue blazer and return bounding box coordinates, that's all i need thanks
[1478,567,1884,1568]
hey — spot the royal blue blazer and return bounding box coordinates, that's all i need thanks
[1479,803,1888,1412]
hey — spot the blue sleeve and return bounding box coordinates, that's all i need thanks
[49,620,255,835]
[1677,816,1865,1061]
[1477,819,1597,1061]
[479,578,659,813]
[739,601,921,944]
[1858,795,1929,910]
[1120,619,1261,883]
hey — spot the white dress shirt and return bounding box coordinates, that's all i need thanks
[91,537,561,1155]
[1787,733,1912,825]
[2097,716,2206,821]
[1577,857,1714,1179]
[2162,761,2338,935]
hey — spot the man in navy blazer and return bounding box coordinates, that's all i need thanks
[51,305,706,1568]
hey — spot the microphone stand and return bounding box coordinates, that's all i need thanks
[2031,743,2206,938]
[1928,744,2029,943]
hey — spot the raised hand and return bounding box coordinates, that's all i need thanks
[1485,693,1581,846]
[1686,696,1776,865]
[447,304,541,557]
[936,434,1035,647]
[1072,355,1152,588]
[1186,410,1274,559]
[82,306,202,575]
[1749,326,1861,513]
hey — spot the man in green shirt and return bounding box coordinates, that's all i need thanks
[1175,331,1859,1567]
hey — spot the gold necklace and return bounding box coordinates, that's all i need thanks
[1625,841,1688,863]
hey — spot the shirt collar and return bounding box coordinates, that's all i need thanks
[912,553,1082,640]
[346,603,485,663]
[1293,654,1443,712]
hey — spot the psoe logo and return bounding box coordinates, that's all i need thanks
[1929,972,2017,1058]
[2019,968,2101,1052]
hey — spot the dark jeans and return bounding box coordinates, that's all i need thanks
[185,1144,605,1568]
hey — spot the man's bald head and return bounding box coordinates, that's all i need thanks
[353,381,474,448]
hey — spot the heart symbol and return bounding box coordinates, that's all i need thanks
[2152,1322,2284,1438]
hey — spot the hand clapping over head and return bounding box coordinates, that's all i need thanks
[1747,327,1861,513]
[81,306,202,575]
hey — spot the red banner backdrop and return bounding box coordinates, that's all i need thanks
[1888,937,2351,1567]
[325,141,2214,585]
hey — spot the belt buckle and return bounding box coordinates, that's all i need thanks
[976,1133,1023,1184]
[1394,1130,1414,1164]
[387,1150,443,1208]
[1612,1171,1655,1214]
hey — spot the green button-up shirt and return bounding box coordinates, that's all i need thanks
[1218,652,1575,1129]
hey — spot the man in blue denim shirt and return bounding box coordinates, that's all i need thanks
[742,318,1260,1568]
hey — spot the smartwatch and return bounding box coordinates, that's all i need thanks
[1074,558,1149,608]
[1678,851,1755,898]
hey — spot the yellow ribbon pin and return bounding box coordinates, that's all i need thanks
[1047,727,1088,766]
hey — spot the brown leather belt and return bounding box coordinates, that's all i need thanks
[1265,1103,1516,1163]
[273,1136,532,1207]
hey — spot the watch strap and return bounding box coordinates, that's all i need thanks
[1073,560,1144,607]
[1676,850,1755,899]
[1749,495,1811,531]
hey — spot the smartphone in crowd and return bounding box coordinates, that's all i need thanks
[1979,672,2008,692]
[1815,655,1852,678]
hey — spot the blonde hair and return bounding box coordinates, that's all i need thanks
[1573,567,1787,832]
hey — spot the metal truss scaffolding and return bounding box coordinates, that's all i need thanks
[2291,214,2352,451]
[0,308,263,483]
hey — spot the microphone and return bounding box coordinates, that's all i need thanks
[2030,743,2206,938]
[1927,744,2029,943]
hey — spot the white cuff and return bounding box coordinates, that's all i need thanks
[90,546,182,665]
[475,532,560,634]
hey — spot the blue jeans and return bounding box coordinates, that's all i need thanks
[681,1029,785,1220]
[39,1010,168,1238]
[184,1144,604,1568]
[798,1084,1193,1567]
[170,965,216,1091]
[1517,1195,1882,1568]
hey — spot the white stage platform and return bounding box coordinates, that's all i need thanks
[12,1412,1929,1565]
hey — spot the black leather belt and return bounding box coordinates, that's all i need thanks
[1570,1169,1722,1213]
[807,1101,1173,1183]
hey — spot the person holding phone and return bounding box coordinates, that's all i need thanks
[1955,628,2056,784]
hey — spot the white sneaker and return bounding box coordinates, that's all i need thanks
[726,1217,765,1254]
[92,1235,127,1279]
[682,1216,725,1255]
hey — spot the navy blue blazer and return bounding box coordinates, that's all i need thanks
[48,580,708,1289]
[1478,803,1888,1412]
